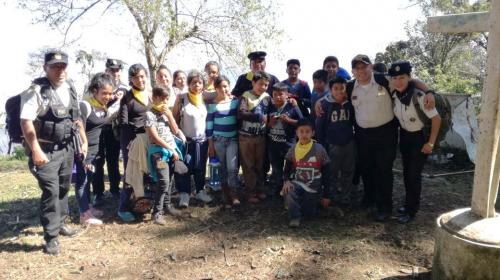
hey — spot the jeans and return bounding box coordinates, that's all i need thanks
[328,140,355,204]
[93,126,121,196]
[267,141,290,193]
[175,140,208,194]
[285,183,320,220]
[75,159,96,214]
[213,136,239,189]
[150,152,172,214]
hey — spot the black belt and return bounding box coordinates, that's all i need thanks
[39,140,71,152]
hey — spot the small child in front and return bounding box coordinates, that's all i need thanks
[145,86,184,225]
[281,119,331,227]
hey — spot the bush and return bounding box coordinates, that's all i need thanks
[10,146,27,161]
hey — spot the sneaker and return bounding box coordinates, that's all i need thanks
[153,213,166,225]
[179,192,190,208]
[195,189,213,203]
[80,210,103,225]
[117,211,136,222]
[232,198,241,206]
[90,207,104,218]
[59,224,77,237]
[44,238,60,255]
[289,219,300,228]
[165,205,183,217]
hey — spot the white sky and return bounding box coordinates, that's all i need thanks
[0,0,422,108]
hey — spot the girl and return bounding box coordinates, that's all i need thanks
[206,76,240,207]
[76,73,114,225]
[173,70,212,207]
[155,65,181,110]
[118,64,161,222]
[173,70,187,93]
[203,61,220,103]
[388,60,441,224]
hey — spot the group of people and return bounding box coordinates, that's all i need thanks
[19,49,440,255]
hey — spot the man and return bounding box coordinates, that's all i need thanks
[92,58,128,204]
[231,51,280,98]
[21,50,88,254]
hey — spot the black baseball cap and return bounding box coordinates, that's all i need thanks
[287,59,300,67]
[247,51,267,61]
[106,58,124,69]
[44,51,68,65]
[388,60,412,77]
[351,54,371,68]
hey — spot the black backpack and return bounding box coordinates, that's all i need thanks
[5,94,23,153]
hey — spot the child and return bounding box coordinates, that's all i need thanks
[267,82,303,196]
[76,73,114,225]
[206,75,241,207]
[309,70,329,123]
[282,119,331,227]
[145,86,184,225]
[282,59,311,118]
[155,65,181,109]
[203,61,220,103]
[316,77,356,207]
[323,56,351,81]
[173,70,187,93]
[172,70,213,207]
[238,71,272,203]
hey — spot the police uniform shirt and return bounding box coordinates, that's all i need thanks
[350,74,394,129]
[20,82,72,121]
[393,91,438,132]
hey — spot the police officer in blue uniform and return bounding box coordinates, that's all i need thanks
[20,50,88,255]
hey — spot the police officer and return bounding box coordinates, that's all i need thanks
[389,61,441,223]
[20,50,88,254]
[231,51,280,98]
[92,58,128,204]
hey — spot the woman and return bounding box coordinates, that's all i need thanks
[172,70,212,208]
[206,75,240,207]
[173,70,187,93]
[155,65,181,109]
[389,60,441,224]
[75,73,114,225]
[203,61,220,103]
[118,64,157,222]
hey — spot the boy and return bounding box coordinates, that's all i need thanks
[282,119,331,227]
[145,86,185,225]
[282,59,311,118]
[316,77,356,208]
[267,82,303,196]
[238,71,272,203]
[309,69,329,123]
[323,56,351,81]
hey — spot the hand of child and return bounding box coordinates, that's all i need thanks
[279,114,290,123]
[320,198,331,209]
[288,98,298,107]
[172,152,180,161]
[281,181,293,195]
[423,93,436,110]
[315,100,324,117]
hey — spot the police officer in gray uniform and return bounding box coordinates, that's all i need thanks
[20,50,88,255]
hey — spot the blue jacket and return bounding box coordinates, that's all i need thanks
[315,100,355,146]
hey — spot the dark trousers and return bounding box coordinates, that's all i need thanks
[29,145,74,242]
[357,120,397,214]
[285,184,320,220]
[176,140,208,194]
[150,152,172,214]
[328,140,355,204]
[93,126,121,196]
[268,141,289,194]
[400,129,427,216]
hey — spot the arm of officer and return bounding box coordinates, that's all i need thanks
[21,120,48,166]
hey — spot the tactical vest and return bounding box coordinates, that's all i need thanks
[33,77,79,143]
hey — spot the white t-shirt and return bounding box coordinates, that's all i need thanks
[351,75,394,128]
[20,82,72,121]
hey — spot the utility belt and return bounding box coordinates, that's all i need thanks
[38,139,72,152]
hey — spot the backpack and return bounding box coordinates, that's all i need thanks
[5,94,22,153]
[412,92,452,148]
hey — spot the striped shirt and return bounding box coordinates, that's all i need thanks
[206,98,239,138]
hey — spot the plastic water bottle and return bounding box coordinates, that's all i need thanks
[208,157,221,191]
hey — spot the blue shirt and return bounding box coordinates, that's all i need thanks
[206,99,239,138]
[310,89,329,122]
[315,100,355,146]
[267,103,303,146]
[282,79,312,117]
[336,67,352,80]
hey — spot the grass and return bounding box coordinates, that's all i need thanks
[0,149,483,279]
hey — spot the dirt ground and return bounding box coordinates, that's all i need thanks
[0,149,482,279]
